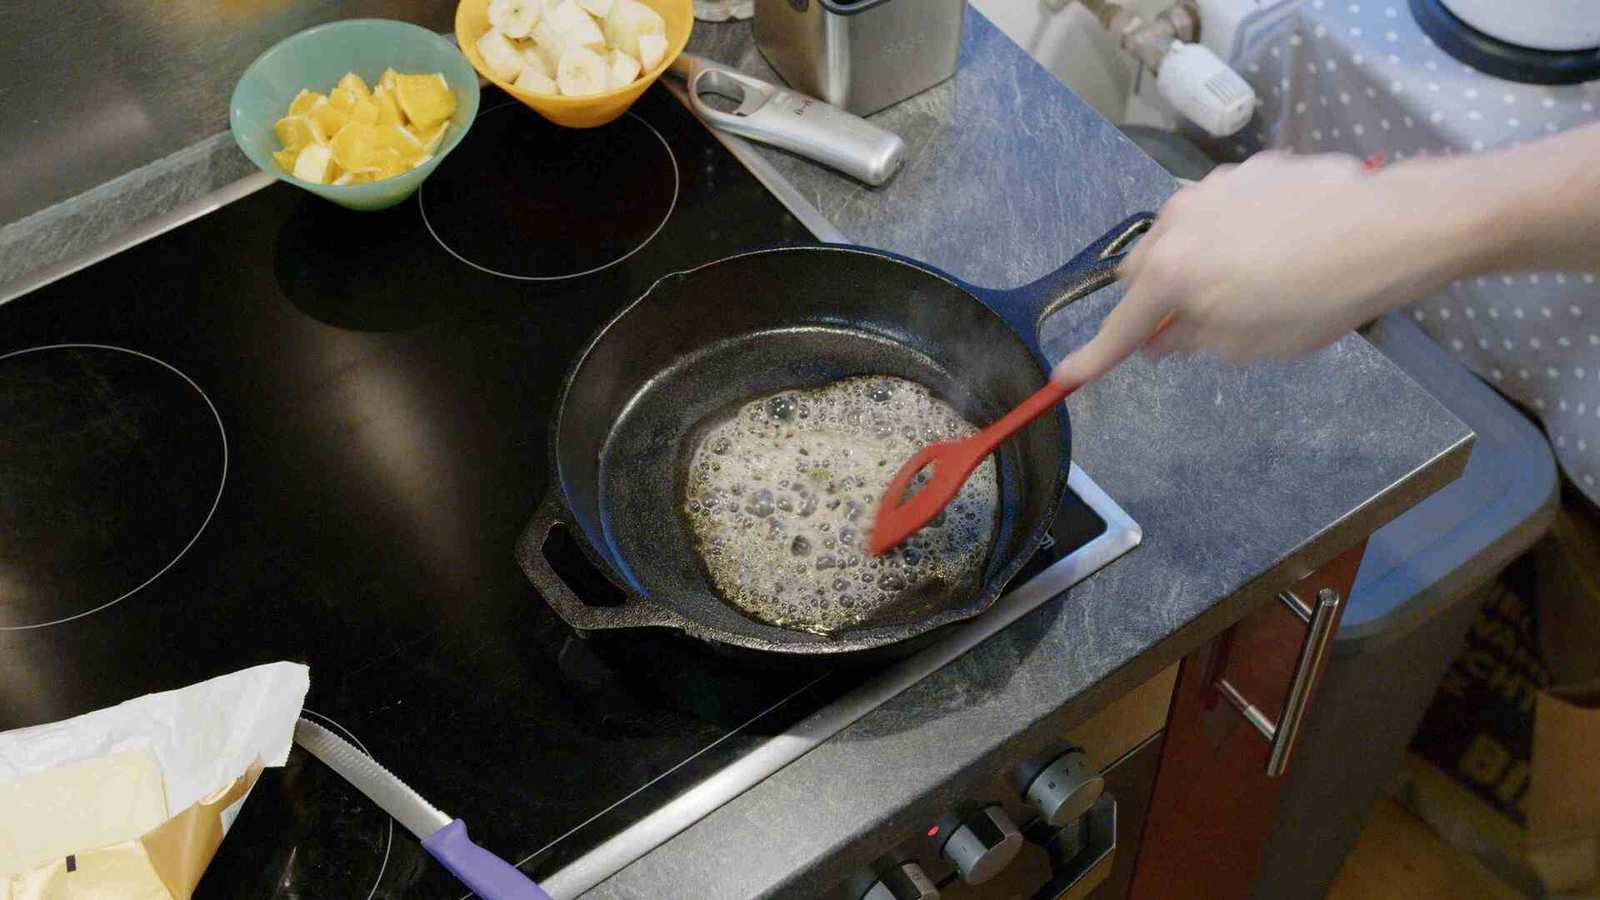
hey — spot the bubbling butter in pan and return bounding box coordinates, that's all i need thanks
[683,376,999,635]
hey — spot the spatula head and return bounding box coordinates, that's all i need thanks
[868,440,986,555]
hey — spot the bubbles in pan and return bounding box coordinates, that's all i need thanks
[683,376,998,635]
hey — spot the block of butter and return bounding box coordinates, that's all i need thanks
[0,749,168,878]
[5,841,170,900]
[0,662,309,899]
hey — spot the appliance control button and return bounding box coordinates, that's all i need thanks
[861,861,939,900]
[941,805,1023,885]
[1025,749,1105,828]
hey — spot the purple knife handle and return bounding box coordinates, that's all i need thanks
[422,820,555,900]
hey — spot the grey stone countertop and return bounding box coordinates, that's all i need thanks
[583,11,1474,900]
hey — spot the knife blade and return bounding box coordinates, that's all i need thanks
[294,718,554,900]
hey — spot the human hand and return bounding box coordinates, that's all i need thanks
[1053,151,1470,383]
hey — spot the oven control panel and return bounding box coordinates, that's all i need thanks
[941,805,1025,884]
[824,665,1177,900]
[1025,749,1105,829]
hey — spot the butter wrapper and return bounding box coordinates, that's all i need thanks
[0,663,309,898]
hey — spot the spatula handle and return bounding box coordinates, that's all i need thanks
[973,379,1078,458]
[423,819,555,900]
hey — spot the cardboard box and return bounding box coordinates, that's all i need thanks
[1525,500,1600,893]
[1404,501,1600,895]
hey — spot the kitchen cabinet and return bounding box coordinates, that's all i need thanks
[1129,541,1368,899]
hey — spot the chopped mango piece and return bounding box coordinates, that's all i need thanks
[332,170,378,185]
[273,69,449,186]
[309,99,349,138]
[372,147,410,179]
[350,97,381,126]
[273,115,325,151]
[337,72,371,101]
[371,87,403,126]
[272,147,300,173]
[394,73,456,131]
[293,144,337,183]
[370,123,424,164]
[288,89,324,116]
[415,121,450,155]
[330,122,383,173]
[328,85,362,113]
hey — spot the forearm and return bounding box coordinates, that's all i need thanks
[1488,122,1600,274]
[1072,137,1600,372]
[1378,123,1600,290]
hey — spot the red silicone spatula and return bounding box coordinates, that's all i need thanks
[868,376,1081,556]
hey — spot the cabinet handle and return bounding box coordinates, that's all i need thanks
[1213,588,1341,777]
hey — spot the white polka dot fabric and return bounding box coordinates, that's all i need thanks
[1215,0,1600,503]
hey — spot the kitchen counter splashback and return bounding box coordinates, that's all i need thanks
[0,0,454,302]
[0,0,453,228]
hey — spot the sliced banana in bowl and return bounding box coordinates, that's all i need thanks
[557,46,610,96]
[485,0,660,96]
[458,0,691,127]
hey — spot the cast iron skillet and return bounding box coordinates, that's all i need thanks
[515,213,1152,658]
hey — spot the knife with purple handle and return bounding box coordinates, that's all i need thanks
[294,718,554,900]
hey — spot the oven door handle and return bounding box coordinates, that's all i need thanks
[1214,588,1342,777]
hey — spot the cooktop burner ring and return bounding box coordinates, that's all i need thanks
[417,101,681,282]
[299,708,393,900]
[0,343,228,632]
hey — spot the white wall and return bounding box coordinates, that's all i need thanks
[972,0,1139,121]
[973,0,1187,123]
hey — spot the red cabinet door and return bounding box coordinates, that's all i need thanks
[1129,541,1367,900]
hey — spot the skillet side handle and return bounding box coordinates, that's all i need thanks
[987,213,1156,351]
[514,491,684,632]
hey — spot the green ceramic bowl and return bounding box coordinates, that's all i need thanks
[230,19,480,211]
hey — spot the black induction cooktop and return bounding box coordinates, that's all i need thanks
[0,86,1115,897]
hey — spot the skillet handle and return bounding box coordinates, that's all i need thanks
[515,491,685,632]
[985,213,1155,353]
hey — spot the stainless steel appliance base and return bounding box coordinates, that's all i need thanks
[538,464,1141,898]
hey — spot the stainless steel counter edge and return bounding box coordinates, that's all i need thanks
[0,162,273,307]
[532,464,1140,899]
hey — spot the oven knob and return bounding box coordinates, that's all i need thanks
[941,805,1023,885]
[861,861,939,900]
[1025,749,1104,828]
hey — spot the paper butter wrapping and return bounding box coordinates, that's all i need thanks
[0,663,309,899]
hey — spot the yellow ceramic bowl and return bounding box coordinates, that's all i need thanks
[456,0,692,128]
